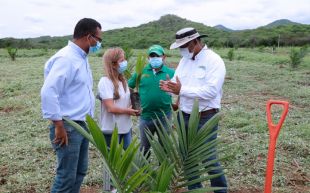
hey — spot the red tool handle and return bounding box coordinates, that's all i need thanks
[264,100,289,193]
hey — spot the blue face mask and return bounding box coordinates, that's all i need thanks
[118,60,128,74]
[149,57,163,69]
[89,41,102,53]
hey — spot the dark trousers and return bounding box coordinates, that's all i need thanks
[180,111,227,193]
[139,112,171,156]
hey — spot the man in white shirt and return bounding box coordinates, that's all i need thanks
[41,18,102,193]
[160,27,227,192]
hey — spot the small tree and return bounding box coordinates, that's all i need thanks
[272,45,276,54]
[7,47,18,61]
[227,48,234,61]
[290,46,308,69]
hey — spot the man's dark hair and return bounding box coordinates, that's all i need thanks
[73,18,101,39]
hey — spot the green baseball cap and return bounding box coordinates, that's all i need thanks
[147,45,165,56]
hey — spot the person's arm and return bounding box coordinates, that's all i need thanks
[127,73,137,89]
[180,65,225,100]
[98,78,139,116]
[41,57,74,146]
[160,66,178,93]
[172,96,179,111]
[41,57,73,120]
[102,99,139,115]
[52,120,68,146]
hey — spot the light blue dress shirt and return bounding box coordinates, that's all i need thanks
[41,41,95,121]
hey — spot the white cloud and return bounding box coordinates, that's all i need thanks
[0,0,309,38]
[24,14,44,23]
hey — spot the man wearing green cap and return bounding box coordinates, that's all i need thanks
[128,45,175,155]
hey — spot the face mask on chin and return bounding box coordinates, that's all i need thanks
[179,47,194,59]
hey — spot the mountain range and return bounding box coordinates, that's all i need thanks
[214,19,302,31]
[0,15,309,48]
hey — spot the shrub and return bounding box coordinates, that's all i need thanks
[7,47,18,61]
[272,45,277,54]
[258,46,264,52]
[290,46,308,68]
[227,49,234,61]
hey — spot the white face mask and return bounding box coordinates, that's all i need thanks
[179,47,194,59]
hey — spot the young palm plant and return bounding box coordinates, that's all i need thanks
[146,101,226,193]
[65,100,226,193]
[64,116,151,193]
[129,53,147,110]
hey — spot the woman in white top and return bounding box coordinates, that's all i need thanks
[98,47,139,149]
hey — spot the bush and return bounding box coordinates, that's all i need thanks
[7,47,18,61]
[258,46,264,52]
[227,48,234,61]
[290,46,308,68]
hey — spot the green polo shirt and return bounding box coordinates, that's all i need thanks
[128,64,175,120]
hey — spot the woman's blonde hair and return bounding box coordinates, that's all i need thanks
[103,47,127,100]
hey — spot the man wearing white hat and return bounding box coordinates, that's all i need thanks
[160,27,227,192]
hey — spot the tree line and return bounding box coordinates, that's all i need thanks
[1,15,309,49]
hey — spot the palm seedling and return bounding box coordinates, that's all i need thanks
[65,100,227,192]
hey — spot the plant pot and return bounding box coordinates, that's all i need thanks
[130,92,141,110]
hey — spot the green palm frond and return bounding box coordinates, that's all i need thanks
[66,115,151,193]
[135,54,147,91]
[152,160,175,192]
[65,99,227,193]
[146,100,227,192]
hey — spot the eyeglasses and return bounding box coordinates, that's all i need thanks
[149,53,160,57]
[91,34,102,43]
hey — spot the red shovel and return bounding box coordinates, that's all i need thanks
[264,100,289,193]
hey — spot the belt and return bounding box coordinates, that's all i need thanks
[182,108,219,117]
[200,108,219,116]
[50,120,86,126]
[72,120,86,125]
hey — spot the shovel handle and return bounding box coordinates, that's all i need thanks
[264,100,289,193]
[266,100,289,140]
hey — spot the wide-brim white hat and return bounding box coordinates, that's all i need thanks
[170,27,207,49]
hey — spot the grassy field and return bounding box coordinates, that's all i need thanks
[0,47,309,193]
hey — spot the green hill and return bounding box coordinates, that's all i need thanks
[264,19,300,28]
[230,24,310,47]
[214,25,234,32]
[0,14,309,49]
[101,14,228,48]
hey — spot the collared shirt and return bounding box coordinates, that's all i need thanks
[172,45,226,114]
[128,64,175,120]
[41,41,95,121]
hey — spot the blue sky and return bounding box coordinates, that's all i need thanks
[0,0,309,38]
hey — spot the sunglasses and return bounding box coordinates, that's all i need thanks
[91,35,102,43]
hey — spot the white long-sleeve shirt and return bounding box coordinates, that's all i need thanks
[41,41,95,121]
[172,45,226,114]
